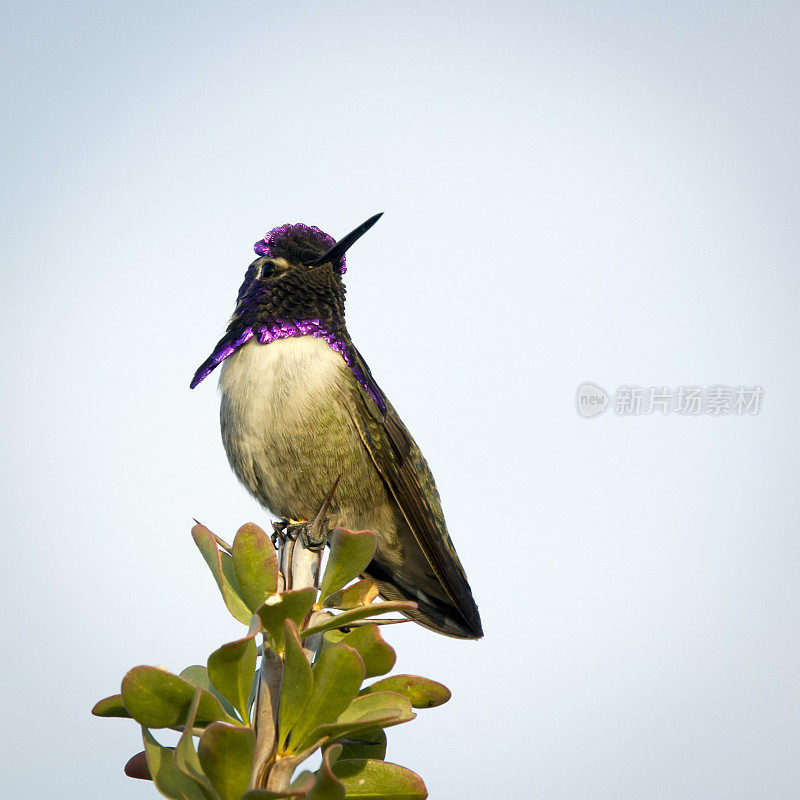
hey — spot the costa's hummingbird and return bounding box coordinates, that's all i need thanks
[191,214,482,639]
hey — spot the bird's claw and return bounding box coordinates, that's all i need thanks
[270,520,288,547]
[271,518,330,551]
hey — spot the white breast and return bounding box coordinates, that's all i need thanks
[217,335,351,516]
[219,335,345,426]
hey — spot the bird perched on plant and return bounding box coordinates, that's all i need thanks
[191,214,482,639]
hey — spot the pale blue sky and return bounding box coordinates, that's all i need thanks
[2,2,799,798]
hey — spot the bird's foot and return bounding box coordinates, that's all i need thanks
[271,518,307,546]
[272,476,342,552]
[271,516,333,551]
[270,519,288,546]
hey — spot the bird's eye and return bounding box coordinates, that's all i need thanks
[256,259,276,279]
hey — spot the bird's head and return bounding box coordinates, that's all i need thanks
[232,213,383,325]
[190,213,382,388]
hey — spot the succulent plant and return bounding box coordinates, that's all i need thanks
[93,523,451,799]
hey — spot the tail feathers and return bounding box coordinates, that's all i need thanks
[366,561,483,640]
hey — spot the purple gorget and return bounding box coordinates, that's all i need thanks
[190,318,385,413]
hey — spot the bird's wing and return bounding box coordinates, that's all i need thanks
[341,344,482,638]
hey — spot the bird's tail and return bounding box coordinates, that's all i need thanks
[366,562,483,640]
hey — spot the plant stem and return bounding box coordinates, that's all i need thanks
[251,645,282,789]
[254,524,327,790]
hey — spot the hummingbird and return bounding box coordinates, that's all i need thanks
[191,214,482,639]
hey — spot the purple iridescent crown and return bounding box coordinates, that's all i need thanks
[254,223,347,274]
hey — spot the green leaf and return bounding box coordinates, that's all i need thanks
[321,579,379,610]
[175,688,217,797]
[180,665,240,722]
[286,644,365,754]
[122,666,238,728]
[278,621,313,748]
[92,693,131,718]
[256,588,316,653]
[179,665,213,690]
[358,675,451,709]
[323,626,396,679]
[192,523,252,624]
[290,772,317,792]
[310,692,414,744]
[336,729,386,761]
[307,744,346,800]
[198,723,255,800]
[142,728,210,800]
[233,523,280,611]
[317,530,377,602]
[301,602,416,640]
[208,617,259,725]
[141,730,182,798]
[331,759,427,799]
[336,693,414,728]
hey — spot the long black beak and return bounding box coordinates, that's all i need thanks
[304,212,383,266]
